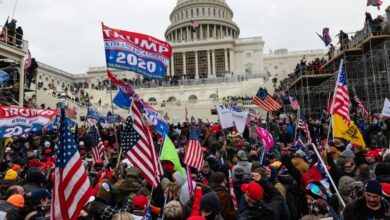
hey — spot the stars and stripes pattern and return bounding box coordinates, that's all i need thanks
[183,124,204,170]
[297,112,312,144]
[289,96,300,110]
[228,170,238,210]
[330,62,351,125]
[354,95,369,118]
[51,108,91,220]
[90,125,105,164]
[65,107,77,119]
[190,20,200,32]
[252,88,282,112]
[24,50,32,71]
[121,101,163,188]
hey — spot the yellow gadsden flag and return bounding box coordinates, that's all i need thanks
[333,114,366,148]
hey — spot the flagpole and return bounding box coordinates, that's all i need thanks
[294,106,300,141]
[311,143,346,208]
[108,80,122,169]
[11,0,18,20]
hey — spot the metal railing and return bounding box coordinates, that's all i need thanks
[0,23,28,52]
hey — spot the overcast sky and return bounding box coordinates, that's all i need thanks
[0,0,386,74]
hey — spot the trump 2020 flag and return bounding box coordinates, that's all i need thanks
[381,98,390,117]
[255,125,275,152]
[138,97,169,136]
[102,24,172,79]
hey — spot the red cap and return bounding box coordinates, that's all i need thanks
[29,160,42,168]
[133,195,148,210]
[103,140,109,145]
[382,183,390,197]
[187,217,206,220]
[241,181,264,201]
[365,149,381,158]
[237,141,245,148]
[80,149,87,155]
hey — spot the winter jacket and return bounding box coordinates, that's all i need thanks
[343,196,390,220]
[233,162,252,182]
[87,197,111,220]
[238,197,274,220]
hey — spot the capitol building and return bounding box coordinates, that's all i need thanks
[22,0,324,121]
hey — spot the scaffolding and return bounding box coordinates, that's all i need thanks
[281,30,390,117]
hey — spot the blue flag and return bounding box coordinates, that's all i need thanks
[138,97,169,136]
[113,88,132,109]
[86,108,106,123]
[106,111,120,124]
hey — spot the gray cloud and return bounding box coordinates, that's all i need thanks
[0,0,386,73]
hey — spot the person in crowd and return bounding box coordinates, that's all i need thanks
[344,179,390,219]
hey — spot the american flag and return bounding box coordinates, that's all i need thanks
[228,170,238,210]
[90,125,105,164]
[330,61,351,125]
[24,50,32,71]
[354,95,369,118]
[107,70,134,95]
[190,20,200,32]
[184,124,204,170]
[65,107,77,120]
[121,101,163,188]
[289,96,300,110]
[248,108,261,121]
[367,0,382,8]
[297,112,312,144]
[51,108,91,220]
[252,88,282,112]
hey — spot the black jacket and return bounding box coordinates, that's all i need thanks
[343,196,390,220]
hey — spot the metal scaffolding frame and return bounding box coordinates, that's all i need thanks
[281,34,390,117]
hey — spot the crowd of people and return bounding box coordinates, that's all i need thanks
[1,108,390,219]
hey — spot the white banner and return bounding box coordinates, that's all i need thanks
[216,105,248,134]
[216,105,234,129]
[382,98,390,117]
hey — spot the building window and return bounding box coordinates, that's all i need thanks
[202,8,205,16]
[181,11,183,19]
[186,52,196,79]
[186,10,188,18]
[39,75,42,79]
[218,10,221,17]
[274,65,279,70]
[213,8,216,16]
[208,8,210,16]
[173,53,184,77]
[148,97,157,102]
[198,50,208,78]
[188,95,198,101]
[246,53,251,58]
[196,8,199,16]
[215,49,226,77]
[223,11,225,18]
[191,9,194,17]
[45,77,48,81]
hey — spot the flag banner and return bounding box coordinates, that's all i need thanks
[107,70,134,95]
[102,24,172,79]
[381,98,390,117]
[354,95,369,118]
[183,124,204,170]
[49,114,76,130]
[330,60,351,125]
[252,88,282,112]
[316,27,332,47]
[367,0,383,7]
[0,107,57,138]
[0,70,9,85]
[106,111,120,124]
[297,111,312,144]
[113,88,132,109]
[255,125,275,152]
[289,96,300,110]
[51,108,92,220]
[86,108,106,124]
[216,105,233,129]
[333,114,366,148]
[138,98,169,136]
[216,105,248,134]
[160,135,185,177]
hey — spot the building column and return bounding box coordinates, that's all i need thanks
[183,52,187,76]
[229,49,235,74]
[220,26,223,38]
[212,49,216,77]
[207,24,210,39]
[200,24,203,40]
[186,27,190,42]
[171,54,175,76]
[207,50,211,78]
[19,59,26,107]
[224,49,229,72]
[195,51,199,79]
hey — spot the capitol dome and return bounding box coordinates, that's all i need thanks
[165,0,240,42]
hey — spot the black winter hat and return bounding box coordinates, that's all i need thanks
[200,192,220,213]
